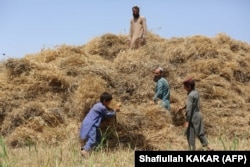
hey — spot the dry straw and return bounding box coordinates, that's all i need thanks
[0,32,249,150]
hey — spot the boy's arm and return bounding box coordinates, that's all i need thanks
[104,103,121,117]
[185,95,193,122]
[114,103,121,112]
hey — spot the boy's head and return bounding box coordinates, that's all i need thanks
[183,78,195,91]
[100,92,113,106]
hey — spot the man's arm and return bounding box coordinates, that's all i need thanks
[153,81,163,102]
[142,17,147,38]
[129,19,133,40]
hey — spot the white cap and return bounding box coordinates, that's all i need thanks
[158,67,163,72]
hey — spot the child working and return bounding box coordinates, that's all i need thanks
[178,78,212,151]
[79,92,121,157]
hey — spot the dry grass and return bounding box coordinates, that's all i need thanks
[0,32,250,166]
[2,135,250,167]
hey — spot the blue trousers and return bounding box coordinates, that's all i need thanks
[82,126,101,151]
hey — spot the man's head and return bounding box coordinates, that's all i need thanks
[153,67,163,82]
[132,6,140,19]
[100,92,113,106]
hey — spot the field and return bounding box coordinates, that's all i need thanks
[0,32,250,166]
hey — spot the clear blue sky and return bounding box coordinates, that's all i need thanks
[1,0,249,59]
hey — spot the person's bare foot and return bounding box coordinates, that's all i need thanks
[203,145,214,151]
[81,149,89,158]
[207,146,214,151]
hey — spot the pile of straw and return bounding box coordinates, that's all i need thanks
[0,32,249,150]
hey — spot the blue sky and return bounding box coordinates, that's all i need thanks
[1,0,249,59]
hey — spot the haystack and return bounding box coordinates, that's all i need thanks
[0,32,249,150]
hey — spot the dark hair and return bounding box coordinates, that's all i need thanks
[132,6,140,11]
[100,92,113,103]
[183,78,195,90]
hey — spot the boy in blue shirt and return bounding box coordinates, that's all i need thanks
[79,92,121,157]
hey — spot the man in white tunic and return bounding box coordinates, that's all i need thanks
[128,6,147,49]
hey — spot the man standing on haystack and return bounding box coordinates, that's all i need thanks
[152,67,170,112]
[128,6,147,49]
